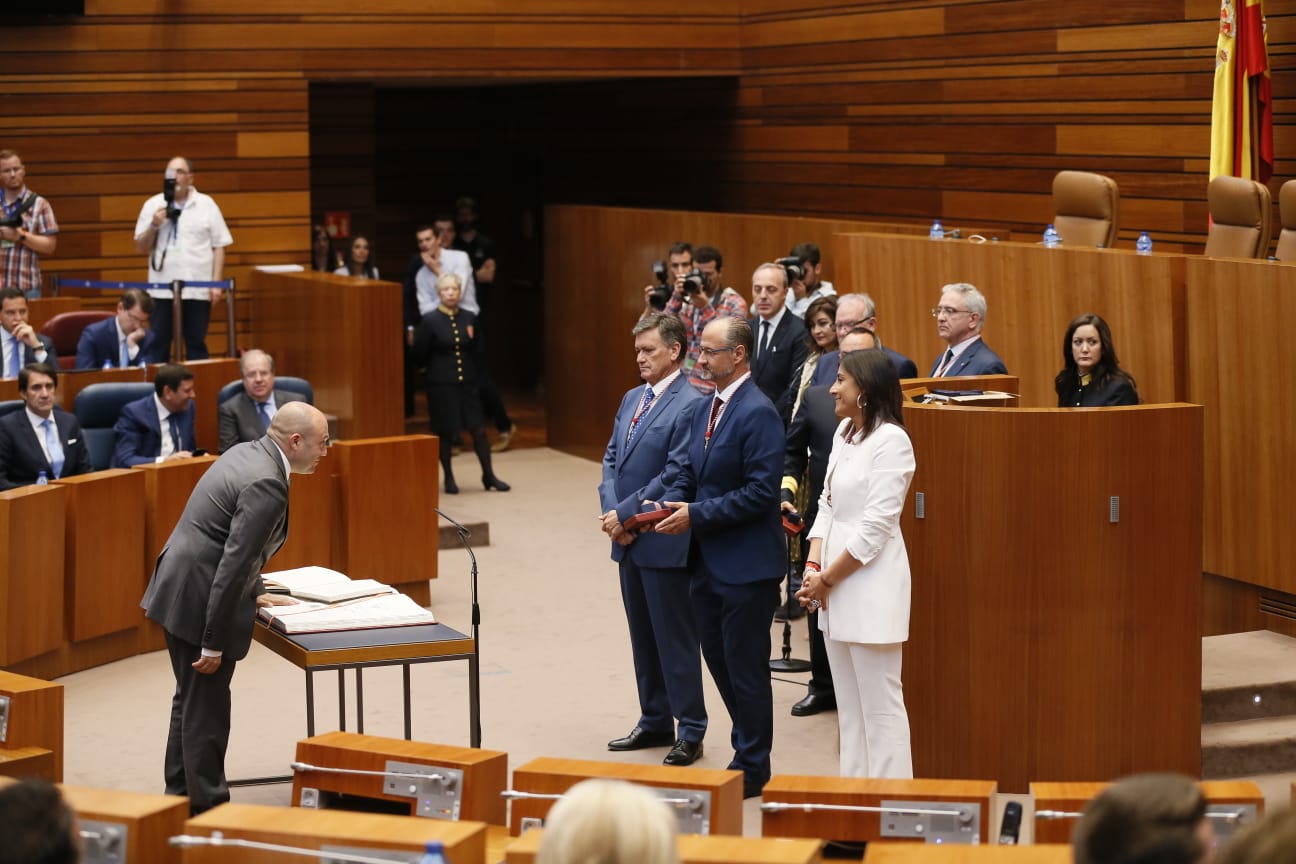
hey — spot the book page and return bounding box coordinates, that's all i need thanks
[259,593,437,634]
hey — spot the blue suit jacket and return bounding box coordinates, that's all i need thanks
[111,395,197,468]
[599,375,703,568]
[663,377,785,585]
[929,338,1008,377]
[810,346,919,388]
[75,317,159,370]
[0,407,93,489]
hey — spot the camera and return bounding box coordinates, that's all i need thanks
[776,256,806,286]
[0,195,35,230]
[647,261,672,311]
[681,268,707,296]
[163,171,181,223]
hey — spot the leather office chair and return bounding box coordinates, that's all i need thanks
[0,400,25,418]
[1204,175,1273,259]
[73,382,155,470]
[40,311,113,370]
[1052,171,1120,249]
[217,376,314,406]
[1273,180,1296,261]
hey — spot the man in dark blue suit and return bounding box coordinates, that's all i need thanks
[0,363,92,489]
[598,313,707,767]
[112,363,198,467]
[929,282,1008,377]
[75,288,158,369]
[657,318,785,799]
[810,293,917,388]
[749,263,807,425]
[0,288,56,378]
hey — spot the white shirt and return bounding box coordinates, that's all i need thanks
[153,394,180,461]
[415,248,478,316]
[637,368,681,428]
[134,188,233,300]
[114,318,141,365]
[936,334,984,376]
[1,329,46,378]
[790,281,837,318]
[711,370,753,428]
[25,407,56,465]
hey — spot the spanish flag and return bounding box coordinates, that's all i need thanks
[1209,0,1274,182]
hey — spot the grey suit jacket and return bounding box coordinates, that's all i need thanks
[140,436,290,660]
[217,389,306,454]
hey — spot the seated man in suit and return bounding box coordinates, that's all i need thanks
[112,363,197,467]
[218,348,306,453]
[0,362,92,488]
[929,282,1008,377]
[750,262,807,426]
[0,287,55,378]
[811,293,917,386]
[75,288,158,369]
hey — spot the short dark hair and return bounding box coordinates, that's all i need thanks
[18,362,57,393]
[415,224,436,235]
[693,246,723,270]
[718,317,753,361]
[1072,773,1206,864]
[153,363,194,397]
[0,778,80,864]
[667,241,693,259]
[432,213,455,227]
[0,287,26,304]
[840,348,903,433]
[632,313,687,364]
[121,288,155,315]
[790,242,821,265]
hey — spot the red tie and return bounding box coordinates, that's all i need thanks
[705,395,723,447]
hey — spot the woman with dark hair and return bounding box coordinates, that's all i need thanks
[1055,313,1139,407]
[789,295,838,418]
[796,348,915,778]
[334,235,379,279]
[310,225,336,272]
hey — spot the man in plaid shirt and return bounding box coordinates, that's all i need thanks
[658,245,748,394]
[0,151,58,299]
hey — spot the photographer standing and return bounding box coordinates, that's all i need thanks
[645,244,747,394]
[0,150,59,299]
[787,242,836,318]
[133,156,232,361]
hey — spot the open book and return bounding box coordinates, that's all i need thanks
[262,566,394,603]
[258,592,437,635]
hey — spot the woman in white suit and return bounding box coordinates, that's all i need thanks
[796,348,916,778]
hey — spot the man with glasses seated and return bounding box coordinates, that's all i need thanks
[76,288,159,369]
[810,293,917,387]
[929,282,1007,377]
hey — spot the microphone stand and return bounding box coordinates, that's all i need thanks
[436,508,482,747]
[770,526,811,674]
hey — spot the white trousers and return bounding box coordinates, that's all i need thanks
[824,639,912,778]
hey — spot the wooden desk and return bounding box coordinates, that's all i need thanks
[508,757,743,836]
[53,469,146,642]
[507,829,824,864]
[0,746,56,780]
[0,485,66,667]
[1031,780,1264,845]
[245,270,403,440]
[58,367,148,410]
[0,670,63,780]
[60,784,189,864]
[148,358,240,454]
[184,802,487,863]
[863,845,1073,864]
[135,455,218,564]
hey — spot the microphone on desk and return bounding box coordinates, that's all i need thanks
[435,508,471,539]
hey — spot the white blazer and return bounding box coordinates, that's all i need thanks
[807,419,915,645]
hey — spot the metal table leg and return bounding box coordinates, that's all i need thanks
[305,669,315,737]
[338,668,346,731]
[403,664,412,740]
[356,667,364,734]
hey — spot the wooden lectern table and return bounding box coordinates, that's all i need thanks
[292,731,508,824]
[61,784,189,864]
[0,670,63,780]
[507,829,825,864]
[0,746,55,780]
[1031,780,1264,845]
[0,485,66,667]
[508,757,743,836]
[863,845,1073,864]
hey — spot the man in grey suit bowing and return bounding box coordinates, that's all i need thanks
[217,349,306,453]
[141,401,329,814]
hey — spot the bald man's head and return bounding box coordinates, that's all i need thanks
[267,402,329,474]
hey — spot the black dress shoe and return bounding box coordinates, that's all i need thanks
[662,739,703,766]
[791,692,836,717]
[607,727,674,751]
[483,475,511,492]
[743,777,768,799]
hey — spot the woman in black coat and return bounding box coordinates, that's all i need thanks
[1054,313,1139,407]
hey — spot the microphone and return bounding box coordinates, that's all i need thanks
[998,801,1023,844]
[434,507,471,539]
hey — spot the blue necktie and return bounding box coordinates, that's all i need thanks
[257,401,271,432]
[9,334,20,378]
[42,418,64,478]
[167,413,181,453]
[626,385,654,444]
[120,337,130,368]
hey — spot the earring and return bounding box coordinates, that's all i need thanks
[857,395,867,408]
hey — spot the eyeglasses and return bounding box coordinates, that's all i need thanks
[698,346,736,357]
[931,306,970,318]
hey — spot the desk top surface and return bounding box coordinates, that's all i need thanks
[254,621,473,668]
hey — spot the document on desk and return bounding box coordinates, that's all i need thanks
[258,592,438,634]
[262,565,395,603]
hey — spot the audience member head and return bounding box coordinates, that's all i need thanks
[240,349,277,403]
[1072,773,1212,864]
[310,225,332,271]
[1,286,31,335]
[18,362,58,419]
[803,295,838,355]
[455,196,479,231]
[436,273,463,310]
[933,282,987,346]
[698,317,752,390]
[835,293,877,341]
[751,263,789,322]
[268,402,330,474]
[164,156,193,198]
[535,779,680,864]
[835,348,903,436]
[153,364,195,414]
[0,150,26,197]
[1054,312,1137,399]
[693,245,724,297]
[433,213,457,247]
[790,241,824,289]
[632,313,687,386]
[116,289,153,337]
[839,327,878,355]
[415,224,440,255]
[1218,806,1296,864]
[0,777,81,864]
[344,235,375,278]
[667,241,694,280]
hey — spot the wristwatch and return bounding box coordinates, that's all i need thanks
[15,229,27,245]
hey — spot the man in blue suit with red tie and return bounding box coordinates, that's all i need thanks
[657,317,785,799]
[599,313,708,767]
[929,282,1008,377]
[112,363,198,467]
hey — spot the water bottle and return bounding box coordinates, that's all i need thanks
[419,840,449,864]
[929,220,945,240]
[102,359,113,370]
[1042,224,1060,248]
[36,471,48,486]
[1136,232,1153,255]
